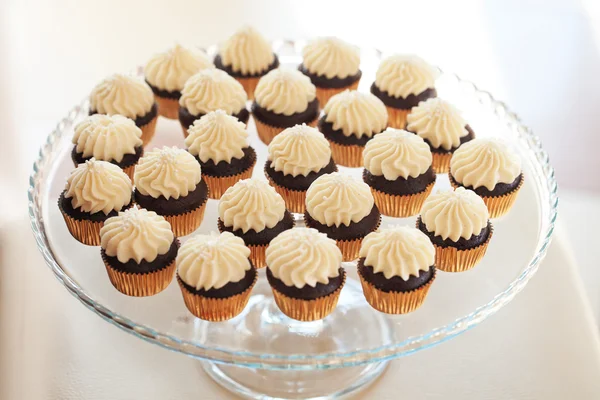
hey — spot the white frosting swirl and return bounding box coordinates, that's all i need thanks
[450,138,522,191]
[219,26,275,75]
[134,147,202,200]
[267,124,331,177]
[219,179,286,233]
[324,90,387,138]
[302,37,360,79]
[179,69,247,116]
[72,114,142,163]
[406,98,468,151]
[64,159,132,215]
[360,226,435,280]
[375,54,438,98]
[145,44,214,92]
[177,232,251,290]
[185,110,249,163]
[363,128,432,180]
[100,207,174,263]
[254,68,316,116]
[420,187,489,241]
[306,172,374,227]
[266,228,342,288]
[90,74,154,118]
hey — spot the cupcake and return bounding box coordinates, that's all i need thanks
[371,55,438,128]
[214,26,279,100]
[252,67,319,145]
[299,37,362,106]
[265,124,337,213]
[449,138,523,218]
[417,187,492,272]
[218,179,294,268]
[185,110,257,199]
[358,226,436,314]
[362,128,436,217]
[178,69,249,137]
[177,232,257,321]
[71,114,143,180]
[58,159,132,246]
[318,90,388,167]
[145,44,214,119]
[406,98,475,173]
[133,147,208,237]
[304,172,381,261]
[89,74,158,146]
[266,227,345,321]
[100,207,178,297]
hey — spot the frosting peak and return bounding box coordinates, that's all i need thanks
[134,147,202,200]
[406,98,468,151]
[145,44,214,92]
[185,110,249,163]
[360,226,435,280]
[324,90,387,138]
[267,124,331,177]
[375,55,438,98]
[266,228,342,288]
[90,74,154,118]
[254,68,316,115]
[302,37,360,79]
[179,68,247,116]
[219,26,275,75]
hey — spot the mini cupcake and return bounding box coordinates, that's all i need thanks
[177,232,257,321]
[318,90,388,167]
[71,114,143,180]
[449,138,523,218]
[266,228,345,321]
[265,124,337,213]
[362,128,435,217]
[218,179,294,268]
[145,44,214,119]
[58,160,132,246]
[178,69,249,137]
[406,98,474,173]
[185,110,257,199]
[299,37,362,106]
[100,207,178,297]
[89,74,158,145]
[304,172,381,261]
[214,26,279,100]
[417,187,492,272]
[133,147,208,237]
[371,55,438,128]
[252,67,319,145]
[358,226,436,314]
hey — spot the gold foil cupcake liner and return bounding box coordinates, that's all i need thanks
[370,181,435,218]
[336,238,364,262]
[328,140,364,168]
[164,199,207,237]
[315,80,360,108]
[60,209,103,246]
[204,164,256,200]
[254,117,318,145]
[177,274,257,321]
[270,272,346,321]
[248,244,268,269]
[122,164,136,181]
[103,257,176,297]
[236,76,261,101]
[139,114,158,146]
[358,268,435,314]
[154,95,179,120]
[266,177,307,214]
[431,152,453,174]
[385,106,410,129]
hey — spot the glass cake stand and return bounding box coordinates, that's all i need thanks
[28,41,558,400]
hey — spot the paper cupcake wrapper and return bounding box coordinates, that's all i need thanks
[371,181,435,218]
[163,199,207,237]
[204,164,256,200]
[103,256,176,297]
[154,95,179,120]
[328,140,365,168]
[254,117,318,145]
[60,209,103,246]
[177,274,257,321]
[236,76,261,101]
[315,80,360,108]
[266,177,307,214]
[139,114,158,146]
[449,173,524,219]
[385,106,410,129]
[270,272,346,321]
[358,268,435,314]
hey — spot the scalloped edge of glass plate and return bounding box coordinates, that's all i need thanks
[27,41,558,370]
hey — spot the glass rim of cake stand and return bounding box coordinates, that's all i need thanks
[27,40,559,370]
